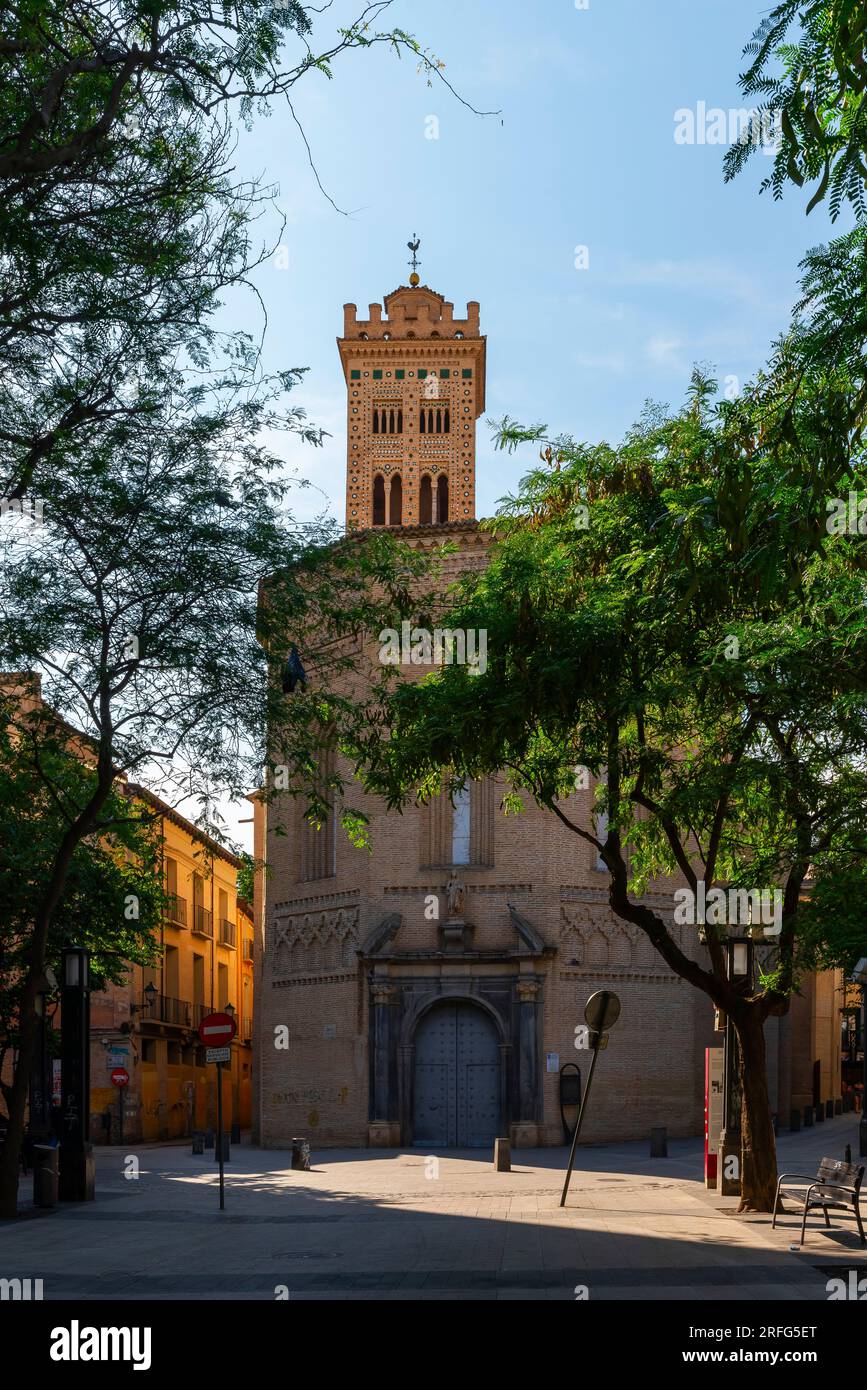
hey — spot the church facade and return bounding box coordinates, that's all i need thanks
[251,273,838,1151]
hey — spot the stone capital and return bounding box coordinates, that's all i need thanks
[371,982,397,1005]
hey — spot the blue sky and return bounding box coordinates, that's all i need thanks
[229,0,842,526]
[218,0,842,847]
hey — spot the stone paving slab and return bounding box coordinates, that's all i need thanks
[0,1115,862,1301]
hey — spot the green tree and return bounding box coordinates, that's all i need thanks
[331,348,867,1212]
[0,0,492,1220]
[726,0,867,220]
[0,0,492,501]
[0,702,164,1121]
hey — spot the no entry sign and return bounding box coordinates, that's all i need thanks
[110,1067,130,1088]
[198,1011,237,1047]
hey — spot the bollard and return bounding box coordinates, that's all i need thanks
[804,1105,813,1127]
[494,1137,511,1172]
[790,1108,801,1133]
[291,1138,311,1171]
[650,1127,668,1158]
[816,1104,825,1123]
[32,1145,59,1209]
[230,1121,241,1145]
[192,1131,205,1155]
[215,1133,230,1162]
[205,1128,215,1149]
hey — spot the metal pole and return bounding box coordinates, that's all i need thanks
[560,1033,603,1208]
[216,1060,225,1210]
[860,988,867,1159]
[118,1087,124,1148]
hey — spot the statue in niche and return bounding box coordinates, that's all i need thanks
[446,873,466,919]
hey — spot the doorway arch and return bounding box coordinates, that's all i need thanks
[412,1000,500,1148]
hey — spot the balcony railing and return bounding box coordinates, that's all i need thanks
[218,918,236,948]
[165,893,187,927]
[192,905,213,938]
[141,994,192,1028]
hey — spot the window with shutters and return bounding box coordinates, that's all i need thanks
[300,744,337,882]
[420,780,495,868]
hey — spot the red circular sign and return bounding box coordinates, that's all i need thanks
[198,1011,237,1046]
[111,1067,130,1088]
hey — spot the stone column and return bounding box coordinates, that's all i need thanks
[369,981,400,1147]
[513,979,541,1148]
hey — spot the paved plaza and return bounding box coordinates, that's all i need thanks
[2,1115,865,1301]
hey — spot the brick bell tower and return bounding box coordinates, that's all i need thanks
[338,239,486,533]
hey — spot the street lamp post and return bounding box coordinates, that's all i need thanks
[853,959,867,1158]
[718,935,754,1197]
[58,945,95,1201]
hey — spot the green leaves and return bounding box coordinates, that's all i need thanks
[727,0,867,222]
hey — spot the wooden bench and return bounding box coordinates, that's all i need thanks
[772,1157,865,1246]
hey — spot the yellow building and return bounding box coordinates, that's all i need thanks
[89,786,255,1144]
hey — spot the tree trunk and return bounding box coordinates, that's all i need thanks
[735,1005,778,1213]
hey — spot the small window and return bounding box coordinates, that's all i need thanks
[373,369,383,380]
[420,474,433,525]
[418,369,428,380]
[389,474,403,526]
[373,475,386,526]
[142,1039,157,1064]
[441,369,450,379]
[167,1042,181,1065]
[437,474,449,524]
[351,370,361,380]
[396,370,405,380]
[462,368,472,379]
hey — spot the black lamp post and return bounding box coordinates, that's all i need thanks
[718,935,754,1196]
[58,945,95,1201]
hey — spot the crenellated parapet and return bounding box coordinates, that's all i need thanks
[342,286,481,341]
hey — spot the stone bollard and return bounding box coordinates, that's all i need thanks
[32,1145,59,1209]
[816,1104,825,1124]
[494,1138,511,1172]
[192,1131,205,1155]
[230,1121,241,1144]
[205,1128,215,1149]
[826,1100,835,1120]
[804,1105,813,1128]
[291,1138,311,1171]
[790,1109,801,1133]
[650,1127,668,1158]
